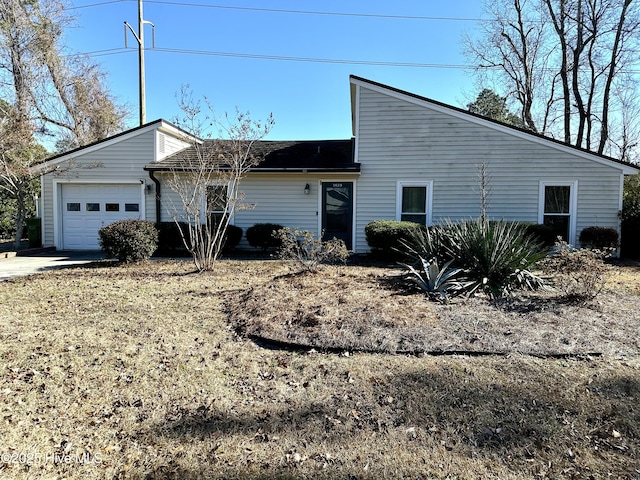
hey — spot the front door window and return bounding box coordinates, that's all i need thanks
[322,182,353,250]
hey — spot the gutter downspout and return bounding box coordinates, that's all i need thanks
[148,170,161,223]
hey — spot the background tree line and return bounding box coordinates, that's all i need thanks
[465,0,639,163]
[0,0,127,247]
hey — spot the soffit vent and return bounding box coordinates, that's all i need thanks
[158,133,166,156]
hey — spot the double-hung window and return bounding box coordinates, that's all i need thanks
[206,184,228,225]
[397,181,432,226]
[539,181,577,244]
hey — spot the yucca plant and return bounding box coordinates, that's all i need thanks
[403,256,470,302]
[398,224,448,264]
[438,218,547,298]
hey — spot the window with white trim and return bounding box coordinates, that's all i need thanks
[539,182,576,243]
[206,185,227,216]
[397,181,432,226]
[205,184,229,228]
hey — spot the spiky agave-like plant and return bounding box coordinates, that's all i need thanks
[403,256,471,302]
[438,218,547,298]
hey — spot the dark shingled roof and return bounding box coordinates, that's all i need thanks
[145,139,359,173]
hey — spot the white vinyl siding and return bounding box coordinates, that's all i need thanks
[353,84,624,251]
[156,173,359,250]
[239,174,358,249]
[156,130,192,161]
[41,129,157,248]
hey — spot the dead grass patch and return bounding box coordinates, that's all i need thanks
[0,259,638,479]
[227,263,640,357]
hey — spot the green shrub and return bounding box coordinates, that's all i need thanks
[523,223,557,248]
[155,222,241,256]
[246,223,284,251]
[275,227,349,272]
[399,223,448,265]
[155,222,189,256]
[223,224,243,251]
[621,217,640,259]
[365,220,425,258]
[404,219,545,298]
[540,240,610,302]
[99,219,158,262]
[579,226,619,250]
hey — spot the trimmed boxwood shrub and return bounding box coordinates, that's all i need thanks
[621,217,640,259]
[365,220,425,258]
[155,222,189,256]
[246,223,284,251]
[579,226,619,250]
[99,219,158,262]
[223,224,243,251]
[155,221,242,255]
[523,223,557,248]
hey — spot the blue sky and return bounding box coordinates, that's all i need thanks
[64,1,485,140]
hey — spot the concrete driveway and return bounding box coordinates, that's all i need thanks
[0,251,106,281]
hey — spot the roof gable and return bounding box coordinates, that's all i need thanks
[350,75,639,175]
[31,119,198,175]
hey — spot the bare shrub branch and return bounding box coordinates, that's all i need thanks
[165,87,274,271]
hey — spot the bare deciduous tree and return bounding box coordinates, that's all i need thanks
[0,102,44,247]
[464,0,549,133]
[465,0,640,158]
[0,0,128,246]
[165,89,274,271]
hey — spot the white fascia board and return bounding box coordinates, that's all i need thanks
[32,120,200,175]
[157,120,201,145]
[349,77,640,176]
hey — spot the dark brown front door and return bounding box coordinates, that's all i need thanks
[321,182,353,250]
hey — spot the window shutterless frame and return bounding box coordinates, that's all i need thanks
[538,180,578,245]
[202,182,234,225]
[396,181,433,226]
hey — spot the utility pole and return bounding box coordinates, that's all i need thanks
[125,0,154,126]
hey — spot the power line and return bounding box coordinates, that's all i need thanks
[143,1,485,22]
[152,47,472,68]
[67,0,127,10]
[63,47,132,57]
[67,45,473,69]
[68,0,485,22]
[68,47,640,73]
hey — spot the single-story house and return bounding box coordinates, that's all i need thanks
[34,75,639,252]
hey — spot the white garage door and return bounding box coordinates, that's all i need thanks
[61,184,143,250]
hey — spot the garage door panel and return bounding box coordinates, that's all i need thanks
[61,184,143,250]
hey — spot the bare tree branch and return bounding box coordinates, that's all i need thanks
[164,88,274,271]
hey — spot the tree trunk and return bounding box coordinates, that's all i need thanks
[598,0,632,154]
[13,189,26,250]
[545,0,572,144]
[571,0,588,148]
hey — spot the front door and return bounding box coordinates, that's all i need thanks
[321,182,353,250]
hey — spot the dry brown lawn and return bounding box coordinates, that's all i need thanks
[228,262,640,357]
[0,258,639,479]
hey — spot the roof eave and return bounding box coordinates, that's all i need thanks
[144,165,361,173]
